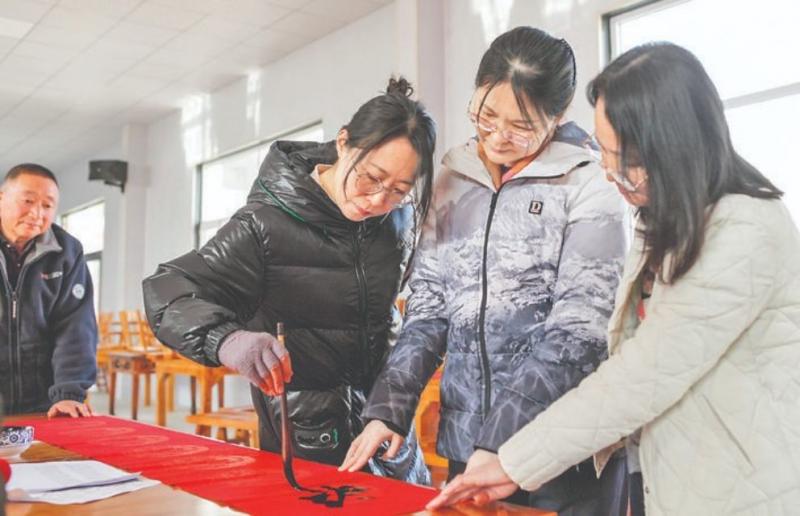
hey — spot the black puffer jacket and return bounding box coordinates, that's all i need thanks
[143,141,428,483]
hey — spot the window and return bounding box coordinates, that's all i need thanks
[195,123,324,247]
[61,201,105,314]
[606,0,800,221]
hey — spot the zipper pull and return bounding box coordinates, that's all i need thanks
[12,292,17,320]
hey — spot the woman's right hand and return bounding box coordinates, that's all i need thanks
[217,330,293,395]
[339,420,404,472]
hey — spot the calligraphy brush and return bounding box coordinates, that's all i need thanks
[276,322,303,489]
[275,323,366,505]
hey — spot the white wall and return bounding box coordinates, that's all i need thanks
[54,0,638,313]
[443,0,632,148]
[55,3,402,314]
[57,140,125,311]
[143,3,399,275]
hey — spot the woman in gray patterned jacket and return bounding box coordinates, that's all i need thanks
[340,27,628,514]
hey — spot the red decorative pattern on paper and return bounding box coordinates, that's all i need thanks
[8,416,435,515]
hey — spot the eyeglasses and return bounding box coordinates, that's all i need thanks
[467,109,546,151]
[603,167,647,192]
[582,135,646,193]
[352,169,411,204]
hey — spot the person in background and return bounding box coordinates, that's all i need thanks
[427,42,800,515]
[143,78,435,484]
[342,27,628,513]
[0,164,97,417]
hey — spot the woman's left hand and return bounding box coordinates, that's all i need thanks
[425,452,519,510]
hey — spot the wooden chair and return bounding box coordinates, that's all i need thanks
[414,366,448,471]
[155,354,232,431]
[95,311,124,392]
[108,310,167,420]
[185,406,259,448]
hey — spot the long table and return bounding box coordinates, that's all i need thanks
[3,416,553,516]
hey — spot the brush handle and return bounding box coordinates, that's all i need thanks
[276,322,302,489]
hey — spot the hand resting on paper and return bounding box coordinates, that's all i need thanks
[425,450,520,510]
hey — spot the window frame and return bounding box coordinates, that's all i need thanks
[59,199,105,313]
[194,121,324,249]
[603,0,800,221]
[603,0,800,108]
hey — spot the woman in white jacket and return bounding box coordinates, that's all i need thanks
[428,42,800,515]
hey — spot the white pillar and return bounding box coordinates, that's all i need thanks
[394,0,447,162]
[116,124,149,310]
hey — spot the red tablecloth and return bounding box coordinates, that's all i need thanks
[8,416,436,515]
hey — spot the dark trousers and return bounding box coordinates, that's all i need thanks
[629,472,645,516]
[449,455,628,516]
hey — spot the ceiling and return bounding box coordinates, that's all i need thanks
[0,0,391,172]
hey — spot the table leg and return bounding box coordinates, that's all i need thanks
[108,370,117,416]
[196,375,212,435]
[157,372,169,427]
[132,374,140,421]
[190,377,197,414]
[167,375,175,411]
[144,373,152,406]
[217,376,225,410]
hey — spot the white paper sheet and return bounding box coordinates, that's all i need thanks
[7,477,160,505]
[7,460,140,492]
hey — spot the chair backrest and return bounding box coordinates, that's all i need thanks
[97,311,124,348]
[120,309,150,350]
[140,317,177,357]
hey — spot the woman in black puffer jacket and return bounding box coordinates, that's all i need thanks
[142,77,435,484]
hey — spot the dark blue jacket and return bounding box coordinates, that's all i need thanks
[0,224,97,414]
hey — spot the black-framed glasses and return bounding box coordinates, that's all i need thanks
[352,169,411,204]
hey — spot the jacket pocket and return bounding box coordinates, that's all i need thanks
[276,386,363,465]
[700,394,755,474]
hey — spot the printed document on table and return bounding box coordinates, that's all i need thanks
[7,460,140,492]
[7,477,160,504]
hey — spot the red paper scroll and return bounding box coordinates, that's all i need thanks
[9,416,435,515]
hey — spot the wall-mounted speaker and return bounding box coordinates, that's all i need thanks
[89,160,128,192]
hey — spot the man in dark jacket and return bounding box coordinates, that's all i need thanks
[0,164,97,416]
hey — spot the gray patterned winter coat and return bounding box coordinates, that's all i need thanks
[363,123,627,462]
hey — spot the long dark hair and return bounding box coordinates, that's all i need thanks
[341,76,436,229]
[475,26,576,127]
[588,42,782,283]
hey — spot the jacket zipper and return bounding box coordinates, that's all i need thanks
[352,223,369,384]
[11,267,28,414]
[478,190,501,419]
[4,250,56,413]
[1,268,14,413]
[473,167,576,419]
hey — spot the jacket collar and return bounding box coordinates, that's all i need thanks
[27,227,62,264]
[246,140,405,236]
[0,226,62,279]
[442,121,596,191]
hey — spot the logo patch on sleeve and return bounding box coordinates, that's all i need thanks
[72,284,85,300]
[529,200,544,215]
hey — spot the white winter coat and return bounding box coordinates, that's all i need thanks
[498,194,800,515]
